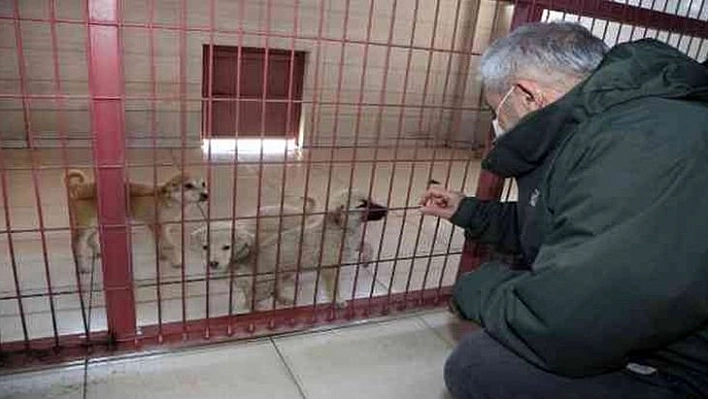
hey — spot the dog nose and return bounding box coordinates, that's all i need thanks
[200,193,209,201]
[366,203,388,221]
[208,260,219,269]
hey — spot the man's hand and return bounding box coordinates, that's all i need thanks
[418,185,465,220]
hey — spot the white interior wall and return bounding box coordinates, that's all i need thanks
[0,0,502,149]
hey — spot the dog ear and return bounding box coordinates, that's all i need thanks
[231,231,255,262]
[162,173,187,193]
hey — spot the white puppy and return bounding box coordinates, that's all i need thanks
[189,197,317,270]
[240,189,388,308]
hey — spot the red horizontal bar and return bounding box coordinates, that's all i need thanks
[0,250,464,304]
[0,16,483,58]
[0,93,487,114]
[0,155,477,173]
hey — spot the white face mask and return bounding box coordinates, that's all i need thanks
[492,86,516,138]
[492,119,505,138]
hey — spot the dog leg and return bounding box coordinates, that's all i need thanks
[275,275,295,307]
[159,224,182,268]
[233,277,252,313]
[254,278,282,311]
[321,269,347,308]
[359,242,373,268]
[147,223,167,260]
[74,228,94,274]
[88,229,101,258]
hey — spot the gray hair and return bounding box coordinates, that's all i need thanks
[479,22,609,94]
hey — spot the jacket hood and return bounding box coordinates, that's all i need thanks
[483,39,708,178]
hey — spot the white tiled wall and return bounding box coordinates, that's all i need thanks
[0,0,504,149]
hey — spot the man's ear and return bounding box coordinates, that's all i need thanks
[515,79,547,110]
[517,77,573,108]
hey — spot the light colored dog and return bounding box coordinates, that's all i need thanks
[66,169,208,272]
[238,189,387,309]
[189,197,317,271]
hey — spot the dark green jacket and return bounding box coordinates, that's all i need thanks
[451,39,708,396]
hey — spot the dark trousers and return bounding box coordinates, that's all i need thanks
[444,331,694,399]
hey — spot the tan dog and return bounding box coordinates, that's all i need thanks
[66,169,208,272]
[236,189,387,309]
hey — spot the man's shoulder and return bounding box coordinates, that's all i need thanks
[573,96,707,152]
[546,96,706,192]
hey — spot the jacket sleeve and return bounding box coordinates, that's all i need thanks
[452,131,708,377]
[449,197,521,254]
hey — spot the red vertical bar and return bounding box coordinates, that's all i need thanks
[178,0,188,339]
[87,0,136,342]
[271,0,301,323]
[360,0,399,315]
[12,0,60,346]
[203,0,216,339]
[418,0,465,303]
[147,0,163,342]
[314,0,353,315]
[293,0,327,323]
[440,0,503,294]
[458,0,544,277]
[252,0,271,319]
[397,0,442,307]
[0,145,29,350]
[511,2,544,28]
[227,0,246,335]
[384,0,421,309]
[654,0,674,40]
[49,0,90,338]
[330,0,377,320]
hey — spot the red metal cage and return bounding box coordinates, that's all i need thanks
[0,0,706,368]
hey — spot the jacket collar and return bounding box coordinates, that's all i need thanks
[482,96,577,178]
[481,39,708,178]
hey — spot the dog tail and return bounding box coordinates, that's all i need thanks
[65,169,97,199]
[65,169,86,187]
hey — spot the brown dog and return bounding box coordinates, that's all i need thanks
[65,170,208,272]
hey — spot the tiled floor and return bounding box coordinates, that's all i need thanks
[0,144,498,343]
[0,309,481,399]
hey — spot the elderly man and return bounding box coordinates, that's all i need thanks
[420,22,708,399]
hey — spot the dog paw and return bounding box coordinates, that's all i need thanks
[76,259,91,274]
[278,297,295,307]
[335,298,349,309]
[277,291,295,306]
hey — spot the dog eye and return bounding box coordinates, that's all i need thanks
[185,183,195,189]
[201,182,206,187]
[202,245,208,250]
[222,245,230,251]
